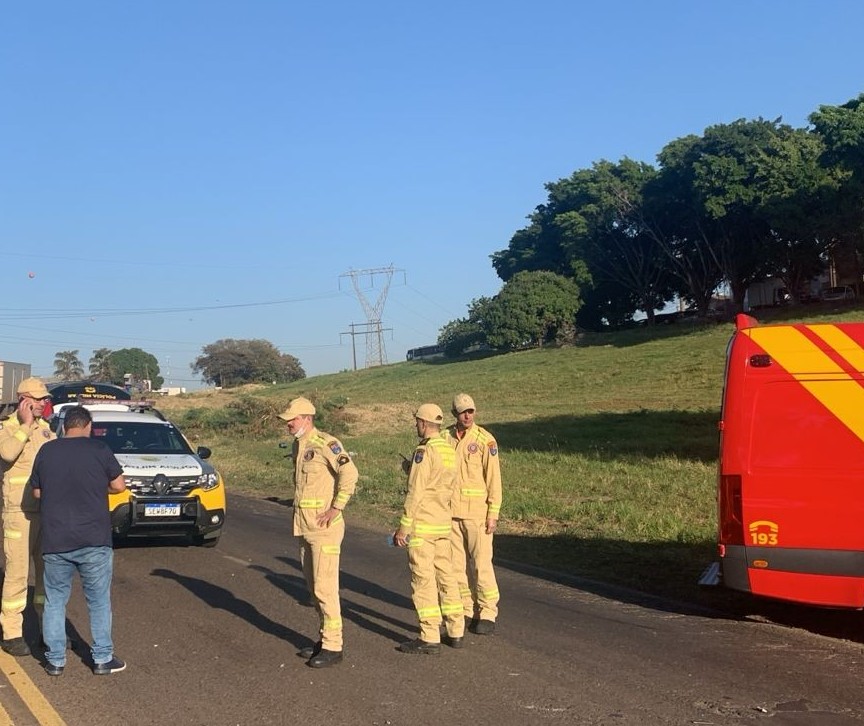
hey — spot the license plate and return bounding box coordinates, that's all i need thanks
[144,504,181,517]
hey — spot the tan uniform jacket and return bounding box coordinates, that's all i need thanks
[292,427,358,537]
[400,435,455,538]
[0,414,55,513]
[445,423,502,521]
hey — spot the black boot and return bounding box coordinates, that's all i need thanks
[308,649,343,668]
[398,639,441,655]
[298,641,322,659]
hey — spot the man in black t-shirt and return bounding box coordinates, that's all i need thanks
[29,406,127,677]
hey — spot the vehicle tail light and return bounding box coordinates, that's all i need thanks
[719,474,744,545]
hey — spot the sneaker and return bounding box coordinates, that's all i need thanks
[1,637,31,657]
[44,662,64,677]
[398,639,441,655]
[93,657,126,675]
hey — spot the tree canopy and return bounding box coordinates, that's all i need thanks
[483,93,864,330]
[192,339,305,388]
[106,348,163,390]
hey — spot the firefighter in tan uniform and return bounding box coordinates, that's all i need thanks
[0,377,54,656]
[393,403,465,655]
[445,393,502,635]
[279,396,357,669]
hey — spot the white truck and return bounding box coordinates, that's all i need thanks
[0,361,31,416]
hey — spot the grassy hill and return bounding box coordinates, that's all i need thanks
[156,303,864,605]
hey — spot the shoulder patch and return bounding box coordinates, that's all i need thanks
[413,450,424,464]
[337,454,350,465]
[488,441,498,456]
[329,440,342,455]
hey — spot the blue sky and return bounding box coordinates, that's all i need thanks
[2,1,862,387]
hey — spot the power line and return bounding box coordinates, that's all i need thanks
[0,291,346,321]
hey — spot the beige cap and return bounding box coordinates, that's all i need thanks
[414,403,444,424]
[278,396,316,421]
[452,393,475,414]
[17,377,51,399]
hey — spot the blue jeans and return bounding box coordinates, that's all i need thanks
[42,547,114,667]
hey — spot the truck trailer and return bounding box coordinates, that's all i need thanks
[0,361,32,416]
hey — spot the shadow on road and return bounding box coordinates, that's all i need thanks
[493,533,864,644]
[272,556,416,643]
[150,568,307,648]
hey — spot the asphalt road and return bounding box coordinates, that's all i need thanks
[2,493,864,726]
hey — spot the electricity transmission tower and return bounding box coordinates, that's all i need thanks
[339,265,402,368]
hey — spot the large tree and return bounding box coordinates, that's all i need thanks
[757,126,833,301]
[653,119,787,310]
[192,339,305,388]
[482,271,582,350]
[810,94,864,266]
[550,159,675,324]
[106,348,163,390]
[53,350,84,381]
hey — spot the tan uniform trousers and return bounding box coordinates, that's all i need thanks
[406,535,465,643]
[299,524,344,651]
[451,518,499,622]
[1,509,44,640]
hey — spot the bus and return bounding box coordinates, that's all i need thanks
[705,314,864,607]
[406,344,444,361]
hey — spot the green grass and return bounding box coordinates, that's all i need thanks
[158,304,864,605]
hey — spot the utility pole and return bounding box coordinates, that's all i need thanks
[339,323,359,371]
[340,321,393,371]
[339,265,403,368]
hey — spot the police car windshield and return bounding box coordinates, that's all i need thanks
[90,422,194,455]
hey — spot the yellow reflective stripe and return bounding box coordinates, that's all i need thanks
[400,516,413,527]
[298,499,325,508]
[440,602,462,615]
[488,504,501,514]
[428,437,456,468]
[407,536,423,548]
[3,530,22,540]
[321,545,341,555]
[459,587,472,597]
[322,617,342,630]
[334,492,350,505]
[809,324,864,370]
[461,488,485,497]
[9,475,29,486]
[13,429,28,443]
[331,511,343,525]
[749,325,864,443]
[415,523,450,535]
[416,606,442,618]
[1,597,27,610]
[481,589,500,599]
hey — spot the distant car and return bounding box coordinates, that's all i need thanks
[54,403,225,547]
[821,286,856,302]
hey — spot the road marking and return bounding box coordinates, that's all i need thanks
[0,650,67,725]
[0,694,13,726]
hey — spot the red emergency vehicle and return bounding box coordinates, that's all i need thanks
[711,313,864,607]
